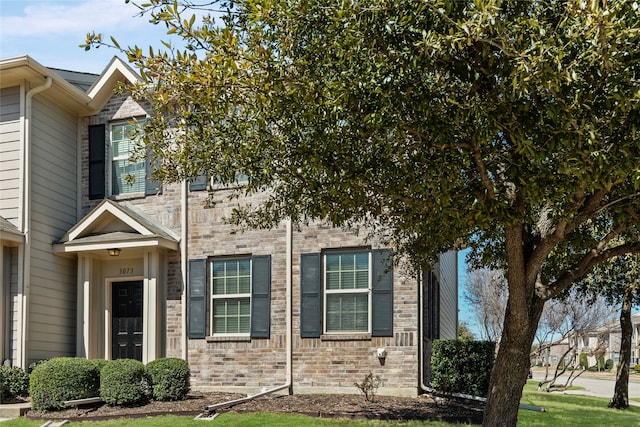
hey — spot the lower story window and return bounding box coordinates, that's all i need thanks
[211,258,251,335]
[324,251,371,333]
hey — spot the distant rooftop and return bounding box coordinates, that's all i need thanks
[47,67,99,92]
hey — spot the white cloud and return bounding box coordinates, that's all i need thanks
[1,0,146,38]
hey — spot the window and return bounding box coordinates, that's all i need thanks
[211,258,252,335]
[324,251,370,333]
[111,122,146,195]
[187,256,271,339]
[300,248,393,338]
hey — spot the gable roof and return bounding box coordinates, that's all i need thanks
[1,55,143,116]
[0,55,92,114]
[54,199,179,255]
[86,56,143,113]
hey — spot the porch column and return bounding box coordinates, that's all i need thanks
[76,255,91,358]
[142,250,163,363]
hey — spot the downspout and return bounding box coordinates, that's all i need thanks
[181,180,188,360]
[417,260,544,412]
[19,76,52,368]
[197,218,293,417]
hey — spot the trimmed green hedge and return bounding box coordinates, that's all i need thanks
[0,365,29,401]
[100,359,149,406]
[146,358,190,401]
[29,358,100,411]
[430,340,495,397]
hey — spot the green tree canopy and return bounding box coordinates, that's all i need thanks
[86,1,640,425]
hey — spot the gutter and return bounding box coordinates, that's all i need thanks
[417,259,545,413]
[18,76,53,368]
[195,218,294,419]
[181,180,188,360]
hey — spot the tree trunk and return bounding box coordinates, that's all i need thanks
[483,296,545,426]
[609,286,632,409]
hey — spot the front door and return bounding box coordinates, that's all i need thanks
[112,281,143,361]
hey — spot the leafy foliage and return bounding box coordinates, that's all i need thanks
[29,358,100,411]
[430,340,495,397]
[100,359,149,406]
[84,0,640,424]
[0,366,29,400]
[146,358,191,401]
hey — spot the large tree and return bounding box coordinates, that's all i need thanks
[86,1,640,425]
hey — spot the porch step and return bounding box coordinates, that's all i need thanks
[0,401,31,418]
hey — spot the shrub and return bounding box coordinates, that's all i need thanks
[100,359,149,406]
[90,359,109,372]
[430,340,495,397]
[354,371,382,403]
[579,352,588,369]
[0,366,29,400]
[634,364,640,373]
[605,359,614,371]
[29,358,100,411]
[146,358,190,401]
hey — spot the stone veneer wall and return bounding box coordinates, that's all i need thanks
[80,95,420,397]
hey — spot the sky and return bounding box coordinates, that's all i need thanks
[0,0,480,337]
[0,0,181,74]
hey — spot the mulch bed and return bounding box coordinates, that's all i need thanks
[25,391,485,424]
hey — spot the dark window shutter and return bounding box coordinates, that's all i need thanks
[251,255,271,338]
[88,124,105,200]
[372,249,393,337]
[189,174,207,191]
[188,259,207,339]
[145,158,162,195]
[300,253,321,338]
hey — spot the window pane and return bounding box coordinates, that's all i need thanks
[112,159,145,194]
[325,251,369,290]
[213,298,250,334]
[326,294,368,333]
[212,258,251,295]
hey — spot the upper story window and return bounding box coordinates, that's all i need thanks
[111,122,145,195]
[87,120,161,200]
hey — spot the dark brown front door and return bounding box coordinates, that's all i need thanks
[112,281,143,361]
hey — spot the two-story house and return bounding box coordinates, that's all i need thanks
[1,55,458,397]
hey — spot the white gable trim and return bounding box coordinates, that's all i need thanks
[87,56,143,113]
[66,199,153,241]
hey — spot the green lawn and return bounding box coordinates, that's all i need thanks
[3,382,640,427]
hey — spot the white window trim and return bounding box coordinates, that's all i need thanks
[322,251,372,334]
[209,258,252,337]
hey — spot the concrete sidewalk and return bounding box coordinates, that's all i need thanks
[0,401,31,422]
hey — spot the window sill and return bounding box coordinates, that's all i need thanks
[320,334,371,341]
[110,192,146,201]
[206,336,251,343]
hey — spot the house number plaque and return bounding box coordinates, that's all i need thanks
[119,267,135,275]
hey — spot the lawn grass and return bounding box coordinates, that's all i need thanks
[3,383,640,427]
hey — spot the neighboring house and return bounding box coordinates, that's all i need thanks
[571,313,640,367]
[1,55,458,397]
[532,339,570,367]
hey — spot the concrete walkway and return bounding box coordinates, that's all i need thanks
[0,400,31,422]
